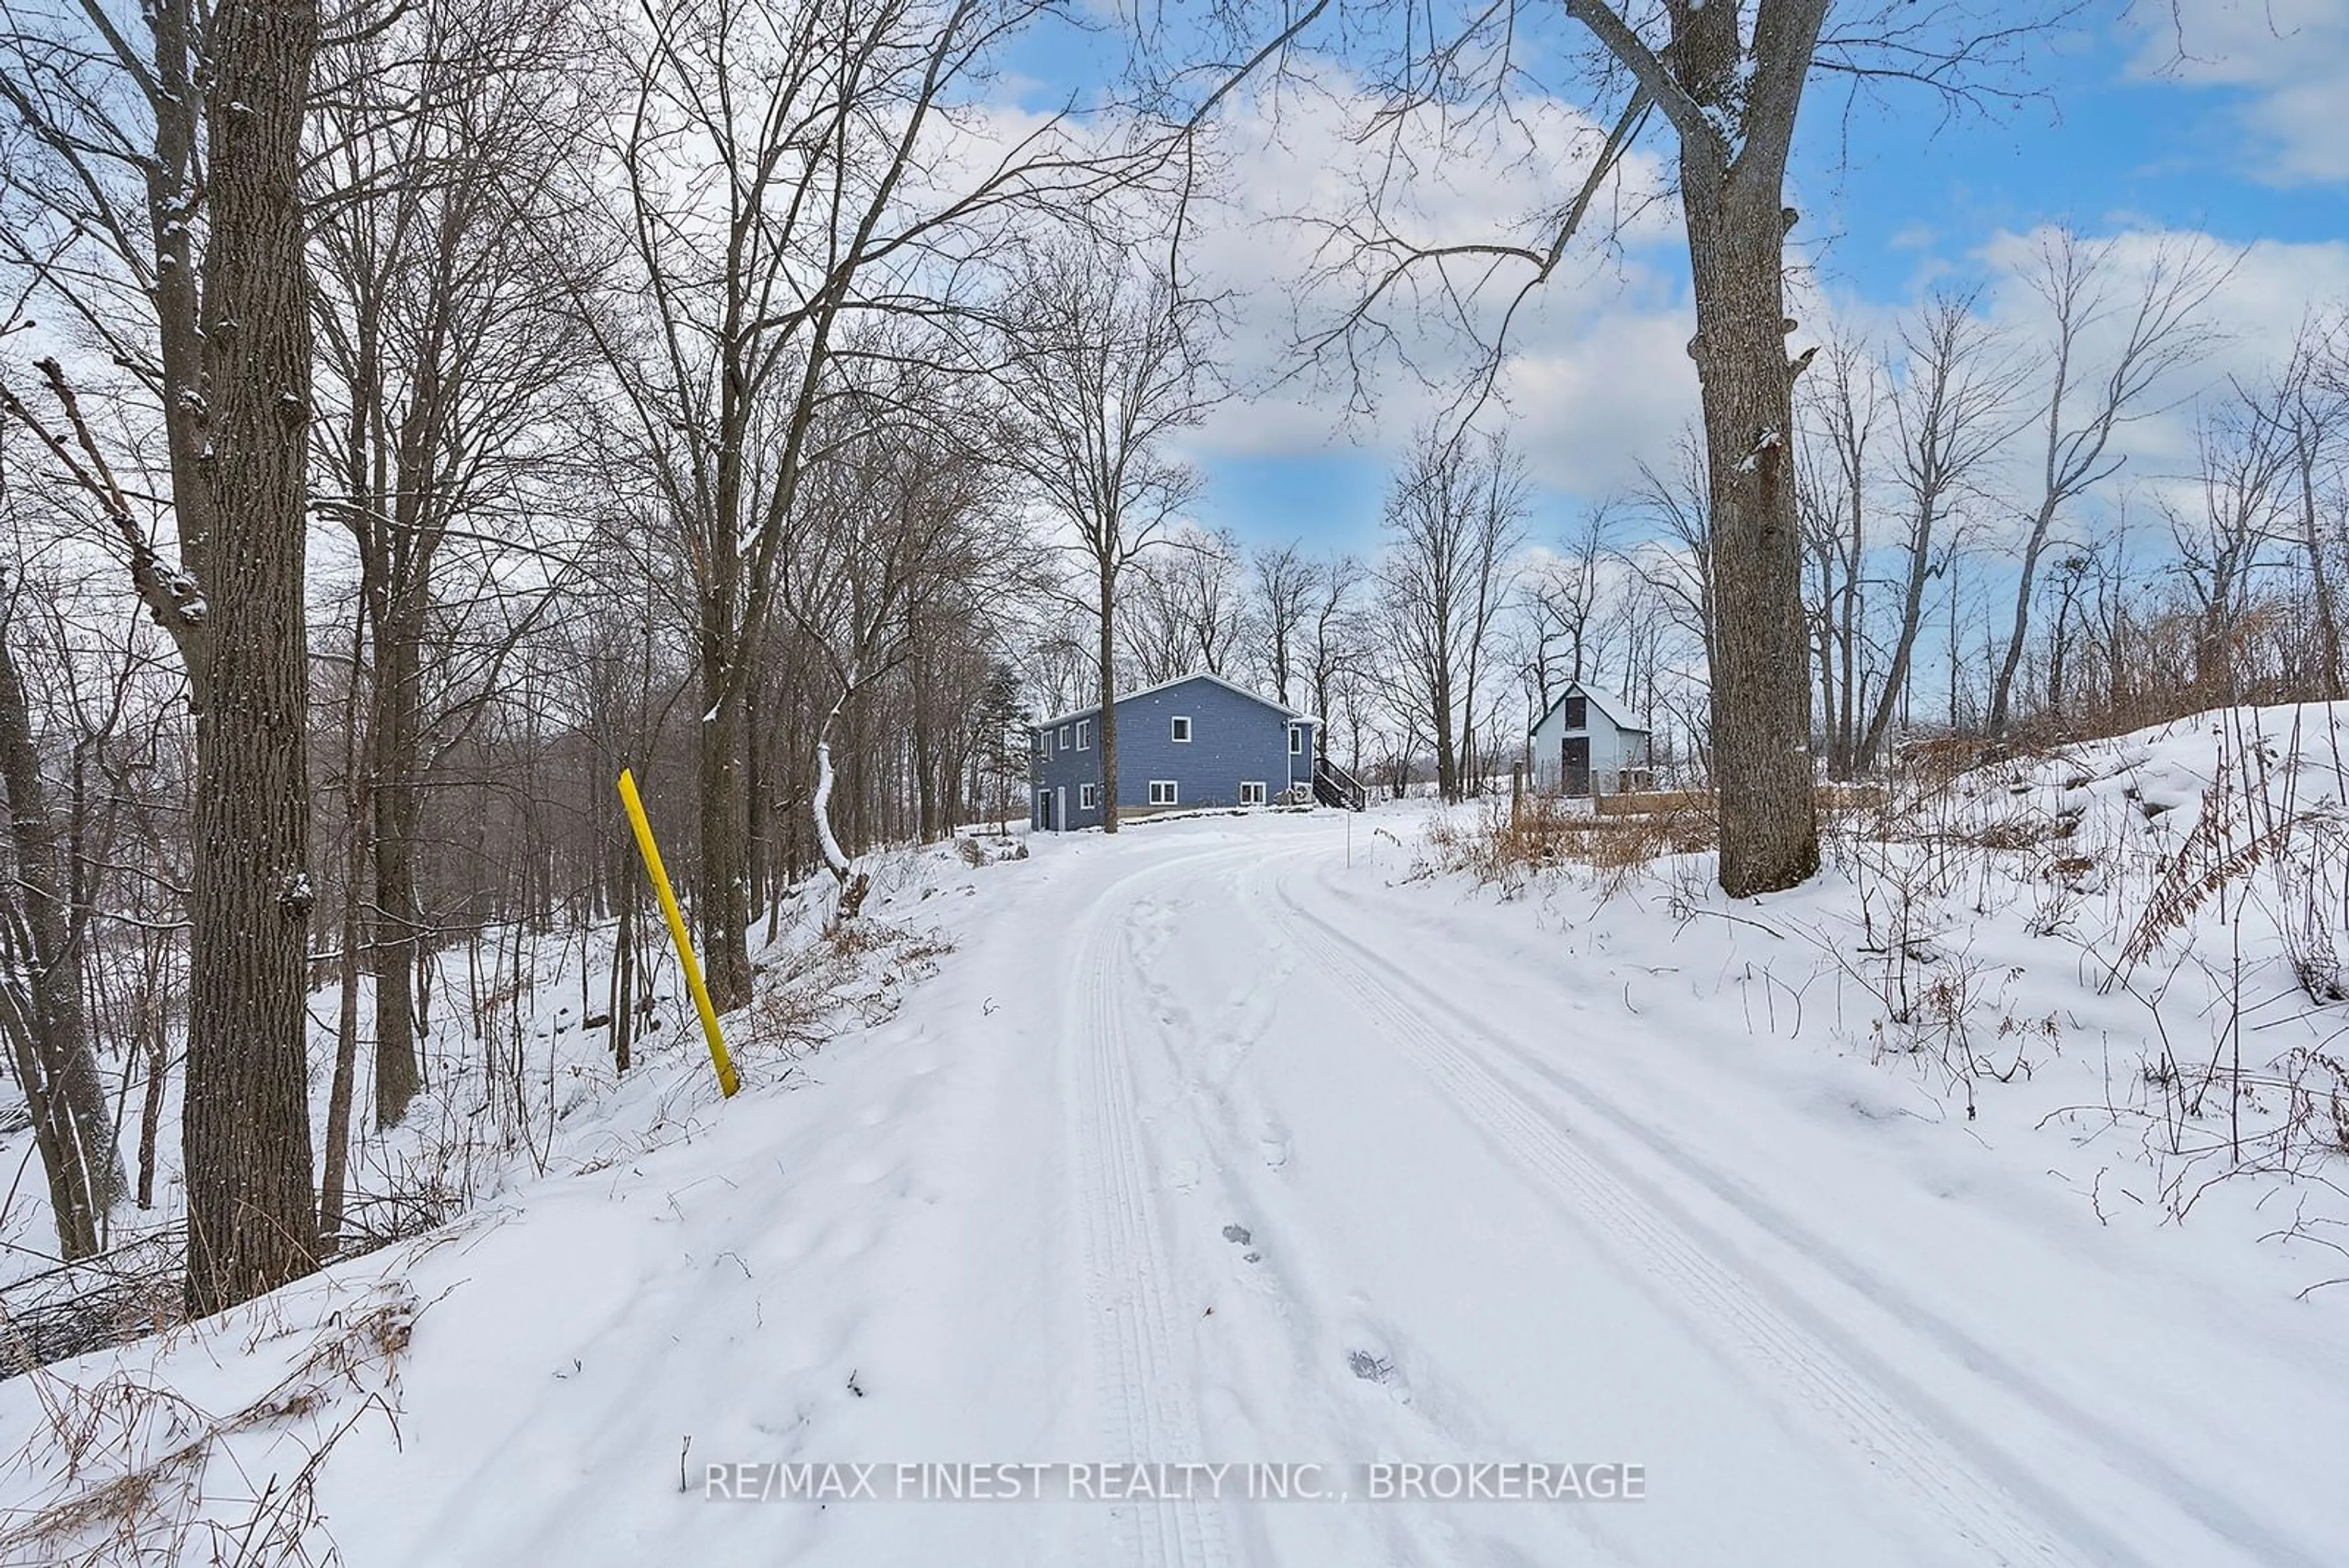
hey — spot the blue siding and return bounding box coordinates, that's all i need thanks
[1029,674,1316,830]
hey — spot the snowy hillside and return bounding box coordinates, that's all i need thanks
[5,714,2349,1566]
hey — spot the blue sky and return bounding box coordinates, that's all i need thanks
[1008,4,2349,557]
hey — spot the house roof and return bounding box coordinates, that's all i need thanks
[1534,680,1649,735]
[1033,669,1314,731]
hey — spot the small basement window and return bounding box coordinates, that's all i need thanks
[1171,715,1192,743]
[1076,718,1091,750]
[1239,781,1266,805]
[1148,780,1178,806]
[1079,782,1098,808]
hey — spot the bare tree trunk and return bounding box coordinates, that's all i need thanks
[1099,557,1121,833]
[371,608,422,1127]
[1861,532,1935,772]
[180,0,322,1315]
[2295,415,2343,700]
[611,891,636,1075]
[697,600,754,1006]
[0,592,121,1259]
[811,688,872,921]
[1989,231,2223,735]
[1987,493,2058,736]
[1677,127,1819,891]
[320,611,371,1246]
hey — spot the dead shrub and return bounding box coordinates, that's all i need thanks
[744,920,956,1061]
[0,1281,420,1568]
[1420,795,1713,894]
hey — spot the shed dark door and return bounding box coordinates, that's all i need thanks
[1562,737,1591,798]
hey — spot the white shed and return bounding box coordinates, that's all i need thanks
[1529,682,1652,798]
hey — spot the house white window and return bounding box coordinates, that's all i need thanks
[1239,781,1266,805]
[1289,726,1304,755]
[1076,718,1091,750]
[1035,730,1049,760]
[1148,780,1178,806]
[1079,782,1099,808]
[1170,715,1192,743]
[1059,723,1072,748]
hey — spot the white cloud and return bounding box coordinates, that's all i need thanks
[1978,225,2349,426]
[1178,65,1687,484]
[1496,305,1699,496]
[2129,0,2349,184]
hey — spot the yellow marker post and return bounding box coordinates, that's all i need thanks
[617,768,740,1098]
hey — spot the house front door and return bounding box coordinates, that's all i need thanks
[1563,737,1591,798]
[1037,789,1054,831]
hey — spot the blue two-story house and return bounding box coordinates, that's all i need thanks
[1030,672,1318,831]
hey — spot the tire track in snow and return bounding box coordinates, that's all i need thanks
[1252,853,2129,1568]
[1105,856,1610,1568]
[1067,857,1236,1568]
[1316,872,2327,1568]
[1269,846,2326,1568]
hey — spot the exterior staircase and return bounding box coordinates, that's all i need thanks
[1312,757,1368,812]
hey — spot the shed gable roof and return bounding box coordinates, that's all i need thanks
[1034,670,1310,732]
[1535,680,1647,735]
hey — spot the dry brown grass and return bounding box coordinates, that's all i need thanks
[1422,795,1714,894]
[0,1281,420,1567]
[744,920,956,1061]
[1593,784,1886,818]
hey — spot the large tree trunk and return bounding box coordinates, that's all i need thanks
[1679,137,1819,895]
[181,0,322,1316]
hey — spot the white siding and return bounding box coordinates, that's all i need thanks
[1529,686,1649,797]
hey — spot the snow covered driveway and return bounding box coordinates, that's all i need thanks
[10,810,2346,1567]
[967,815,2339,1568]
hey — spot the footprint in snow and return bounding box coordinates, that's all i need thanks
[1221,1223,1262,1264]
[1345,1347,1411,1404]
